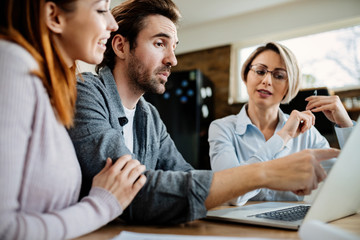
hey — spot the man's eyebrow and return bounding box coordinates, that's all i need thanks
[151,33,179,45]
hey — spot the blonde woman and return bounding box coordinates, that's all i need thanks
[209,42,354,206]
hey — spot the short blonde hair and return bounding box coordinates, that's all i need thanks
[241,42,301,104]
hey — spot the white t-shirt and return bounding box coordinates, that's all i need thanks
[123,106,136,153]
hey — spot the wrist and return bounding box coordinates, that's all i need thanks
[276,130,290,145]
[251,162,268,189]
[338,119,353,128]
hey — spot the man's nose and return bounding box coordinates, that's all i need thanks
[164,48,177,67]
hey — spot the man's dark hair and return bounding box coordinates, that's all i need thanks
[96,0,181,73]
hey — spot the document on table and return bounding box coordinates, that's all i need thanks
[112,231,277,240]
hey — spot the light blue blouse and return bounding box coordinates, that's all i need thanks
[209,104,354,205]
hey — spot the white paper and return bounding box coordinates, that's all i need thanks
[299,220,360,240]
[112,231,278,240]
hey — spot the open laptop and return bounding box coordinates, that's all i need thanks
[206,117,360,230]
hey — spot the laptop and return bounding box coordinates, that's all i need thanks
[206,117,360,230]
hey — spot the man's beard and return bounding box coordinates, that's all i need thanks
[127,52,171,95]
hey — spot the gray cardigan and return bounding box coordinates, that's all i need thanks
[68,66,213,224]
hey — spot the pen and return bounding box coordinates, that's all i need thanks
[313,90,317,96]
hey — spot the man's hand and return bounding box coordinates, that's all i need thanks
[262,148,340,195]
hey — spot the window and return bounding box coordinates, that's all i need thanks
[229,24,360,104]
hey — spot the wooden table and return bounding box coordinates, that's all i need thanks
[73,206,360,240]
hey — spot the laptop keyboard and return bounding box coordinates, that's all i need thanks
[254,205,310,222]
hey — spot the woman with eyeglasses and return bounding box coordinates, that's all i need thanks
[0,0,146,239]
[209,42,354,206]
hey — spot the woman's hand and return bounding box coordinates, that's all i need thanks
[92,154,146,210]
[305,95,353,128]
[277,110,315,144]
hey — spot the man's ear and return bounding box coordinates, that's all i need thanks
[112,34,128,60]
[44,1,65,34]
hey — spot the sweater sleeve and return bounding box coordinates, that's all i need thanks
[0,42,37,239]
[121,169,212,224]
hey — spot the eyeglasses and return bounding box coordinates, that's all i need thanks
[249,64,288,81]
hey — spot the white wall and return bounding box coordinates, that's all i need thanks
[176,0,360,54]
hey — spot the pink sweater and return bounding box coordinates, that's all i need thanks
[0,40,122,240]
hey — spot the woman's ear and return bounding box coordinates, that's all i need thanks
[44,1,65,34]
[112,34,128,60]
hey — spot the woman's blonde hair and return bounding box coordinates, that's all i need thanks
[0,0,78,128]
[241,42,301,104]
